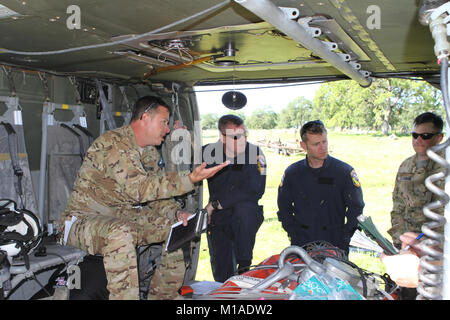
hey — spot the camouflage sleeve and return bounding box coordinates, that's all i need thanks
[147,198,181,224]
[388,173,406,247]
[104,138,194,204]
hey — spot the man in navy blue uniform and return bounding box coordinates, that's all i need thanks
[203,115,266,282]
[277,120,364,252]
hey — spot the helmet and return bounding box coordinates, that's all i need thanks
[0,199,42,259]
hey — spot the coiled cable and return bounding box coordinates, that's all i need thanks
[417,57,450,300]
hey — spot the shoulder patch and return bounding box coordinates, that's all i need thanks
[257,154,266,175]
[279,173,285,187]
[350,170,361,188]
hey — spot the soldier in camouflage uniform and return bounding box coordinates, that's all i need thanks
[388,112,445,249]
[60,95,228,300]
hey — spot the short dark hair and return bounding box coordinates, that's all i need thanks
[413,112,444,133]
[218,114,244,133]
[300,120,327,141]
[131,95,171,121]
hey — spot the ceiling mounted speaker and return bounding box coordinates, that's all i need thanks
[222,91,247,110]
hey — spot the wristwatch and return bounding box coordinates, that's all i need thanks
[211,199,220,210]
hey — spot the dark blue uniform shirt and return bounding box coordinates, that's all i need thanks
[277,155,364,250]
[202,141,266,282]
[204,141,266,209]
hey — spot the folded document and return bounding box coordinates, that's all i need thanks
[165,209,207,253]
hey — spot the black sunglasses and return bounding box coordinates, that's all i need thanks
[411,132,441,140]
[139,102,159,120]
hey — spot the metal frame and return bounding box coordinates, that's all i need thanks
[233,0,372,87]
[0,96,20,124]
[99,109,132,135]
[0,95,38,215]
[96,81,132,135]
[37,102,88,228]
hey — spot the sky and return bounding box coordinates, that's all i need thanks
[194,82,322,116]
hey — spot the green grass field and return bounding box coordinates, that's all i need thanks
[195,129,413,281]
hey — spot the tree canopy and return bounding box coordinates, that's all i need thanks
[200,79,444,135]
[246,107,278,129]
[277,96,312,129]
[313,79,443,134]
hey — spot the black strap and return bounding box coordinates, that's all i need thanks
[0,212,34,243]
[0,209,23,227]
[0,122,24,207]
[73,124,94,147]
[95,79,117,131]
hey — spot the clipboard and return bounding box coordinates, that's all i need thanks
[165,209,208,252]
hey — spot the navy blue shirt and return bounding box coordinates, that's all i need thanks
[277,155,364,250]
[203,141,266,210]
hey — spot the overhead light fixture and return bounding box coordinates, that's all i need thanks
[214,41,239,66]
[222,91,247,110]
[214,59,238,66]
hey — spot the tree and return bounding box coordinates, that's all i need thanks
[369,79,406,135]
[312,79,443,134]
[246,107,278,129]
[313,80,374,129]
[392,80,443,133]
[201,113,219,129]
[278,96,312,128]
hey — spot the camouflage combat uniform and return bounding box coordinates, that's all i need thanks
[60,125,194,300]
[388,151,445,249]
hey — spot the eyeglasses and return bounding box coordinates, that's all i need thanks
[222,131,248,140]
[411,132,441,140]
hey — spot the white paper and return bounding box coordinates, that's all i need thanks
[47,223,53,235]
[80,116,87,128]
[13,110,23,125]
[350,229,384,253]
[63,216,77,245]
[47,114,54,126]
